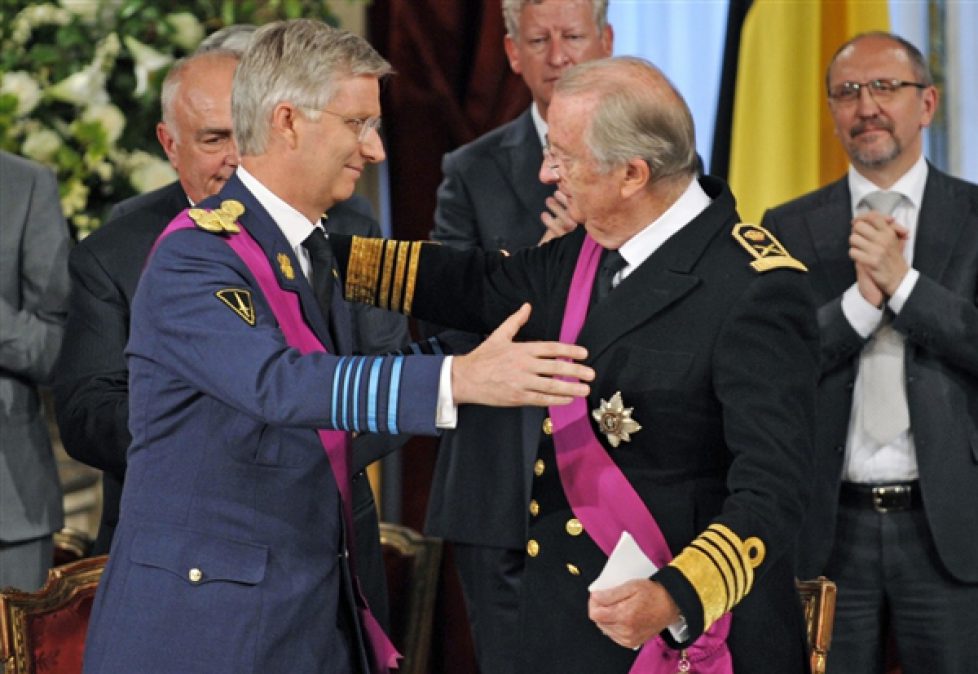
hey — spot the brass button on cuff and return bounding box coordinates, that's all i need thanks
[565,518,583,536]
[529,499,540,516]
[566,563,580,576]
[542,417,553,435]
[188,568,203,583]
[527,539,540,557]
[534,459,546,477]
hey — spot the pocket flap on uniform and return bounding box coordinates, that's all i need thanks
[130,523,268,586]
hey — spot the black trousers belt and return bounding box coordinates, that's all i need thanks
[840,481,921,513]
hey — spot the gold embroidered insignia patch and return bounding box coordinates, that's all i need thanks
[216,288,255,326]
[591,391,642,447]
[732,223,807,273]
[277,253,295,280]
[188,200,245,234]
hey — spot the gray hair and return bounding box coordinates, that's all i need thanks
[233,19,392,156]
[160,49,242,141]
[196,24,257,54]
[555,56,698,182]
[502,0,608,40]
[826,31,933,92]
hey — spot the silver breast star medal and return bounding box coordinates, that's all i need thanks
[591,391,642,448]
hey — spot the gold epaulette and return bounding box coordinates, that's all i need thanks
[732,223,807,273]
[668,523,766,630]
[188,200,244,234]
[346,236,429,315]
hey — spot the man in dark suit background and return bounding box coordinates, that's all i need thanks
[762,32,978,674]
[0,151,70,590]
[425,2,611,668]
[53,30,410,628]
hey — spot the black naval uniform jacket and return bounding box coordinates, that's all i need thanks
[333,176,818,673]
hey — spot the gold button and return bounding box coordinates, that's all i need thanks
[534,459,545,477]
[542,417,553,435]
[566,563,580,576]
[528,499,540,516]
[527,539,540,557]
[188,568,203,583]
[565,518,583,536]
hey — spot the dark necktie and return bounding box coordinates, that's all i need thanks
[301,227,333,319]
[596,249,627,302]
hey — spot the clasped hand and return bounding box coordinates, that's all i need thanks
[849,210,909,306]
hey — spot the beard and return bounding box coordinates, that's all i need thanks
[846,118,902,168]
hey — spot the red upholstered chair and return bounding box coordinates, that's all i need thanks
[379,522,443,674]
[0,555,107,674]
[796,576,838,674]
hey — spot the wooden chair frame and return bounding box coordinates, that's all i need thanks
[379,522,443,674]
[796,576,837,674]
[0,555,107,674]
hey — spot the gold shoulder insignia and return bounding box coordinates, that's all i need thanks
[669,523,767,631]
[215,288,255,326]
[188,199,244,234]
[277,253,295,281]
[732,223,807,273]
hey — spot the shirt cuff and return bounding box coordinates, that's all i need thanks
[887,268,919,314]
[841,283,885,339]
[435,356,457,429]
[667,613,689,643]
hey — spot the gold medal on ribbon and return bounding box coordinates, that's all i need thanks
[591,391,642,448]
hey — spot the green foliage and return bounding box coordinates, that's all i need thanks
[0,0,341,238]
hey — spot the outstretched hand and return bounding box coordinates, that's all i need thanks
[451,303,593,407]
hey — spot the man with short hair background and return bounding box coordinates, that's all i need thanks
[763,31,978,674]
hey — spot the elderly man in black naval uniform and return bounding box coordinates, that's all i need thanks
[332,55,818,673]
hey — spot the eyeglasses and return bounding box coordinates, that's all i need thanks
[827,79,927,104]
[542,140,577,178]
[306,107,382,142]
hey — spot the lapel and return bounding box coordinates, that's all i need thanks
[497,109,554,226]
[912,165,968,281]
[217,175,336,352]
[576,177,735,363]
[799,178,855,300]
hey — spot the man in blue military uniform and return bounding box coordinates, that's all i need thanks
[81,20,593,674]
[332,57,818,673]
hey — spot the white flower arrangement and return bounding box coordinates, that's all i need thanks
[1,1,342,238]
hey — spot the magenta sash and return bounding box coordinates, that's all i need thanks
[548,235,733,674]
[158,214,400,672]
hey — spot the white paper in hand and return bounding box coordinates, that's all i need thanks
[588,531,657,592]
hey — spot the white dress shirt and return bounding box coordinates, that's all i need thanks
[840,154,928,483]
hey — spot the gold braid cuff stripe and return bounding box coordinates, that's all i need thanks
[346,236,425,315]
[669,523,766,631]
[347,236,384,306]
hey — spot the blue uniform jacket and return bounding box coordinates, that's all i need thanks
[82,175,443,674]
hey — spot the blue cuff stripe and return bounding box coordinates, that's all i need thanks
[387,356,403,434]
[366,357,382,433]
[340,357,355,430]
[330,356,345,430]
[351,356,366,431]
[428,337,444,355]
